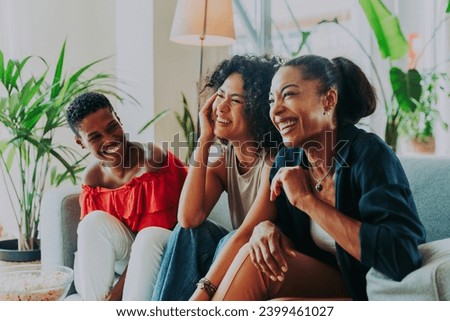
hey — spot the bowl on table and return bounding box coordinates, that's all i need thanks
[0,264,73,301]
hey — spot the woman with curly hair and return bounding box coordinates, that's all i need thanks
[152,55,283,300]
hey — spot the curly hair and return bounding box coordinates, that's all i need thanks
[204,55,283,151]
[66,92,114,136]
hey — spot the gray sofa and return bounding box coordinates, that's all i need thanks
[40,155,450,299]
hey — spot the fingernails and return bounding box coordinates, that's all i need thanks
[281,266,287,273]
[277,275,284,282]
[270,275,277,281]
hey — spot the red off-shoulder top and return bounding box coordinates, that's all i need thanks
[79,151,187,232]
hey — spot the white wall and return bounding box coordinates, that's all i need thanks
[0,0,231,236]
[151,0,230,155]
[0,0,117,236]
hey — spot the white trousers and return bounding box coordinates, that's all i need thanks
[74,210,171,300]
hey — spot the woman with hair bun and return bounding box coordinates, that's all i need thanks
[207,55,426,301]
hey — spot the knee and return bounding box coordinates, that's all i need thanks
[77,210,112,238]
[132,227,172,255]
[237,243,252,258]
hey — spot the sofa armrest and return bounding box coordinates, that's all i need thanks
[40,185,81,270]
[366,238,450,300]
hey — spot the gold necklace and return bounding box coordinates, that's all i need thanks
[309,165,334,192]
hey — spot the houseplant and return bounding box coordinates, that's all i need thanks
[0,41,122,257]
[402,70,449,153]
[139,92,196,164]
[359,0,449,152]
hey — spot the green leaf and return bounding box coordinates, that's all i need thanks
[5,60,15,90]
[50,167,58,186]
[0,140,7,153]
[291,31,312,57]
[5,146,16,171]
[11,56,32,91]
[67,57,110,89]
[359,0,408,60]
[51,41,66,98]
[138,109,169,134]
[0,50,4,83]
[447,0,450,13]
[390,67,422,113]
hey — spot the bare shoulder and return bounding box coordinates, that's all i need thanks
[81,160,104,187]
[143,142,168,170]
[207,144,227,186]
[263,151,276,167]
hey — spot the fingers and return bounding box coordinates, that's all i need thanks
[250,242,276,281]
[280,233,296,258]
[198,93,218,140]
[270,174,282,201]
[267,237,287,280]
[200,92,218,115]
[249,223,287,281]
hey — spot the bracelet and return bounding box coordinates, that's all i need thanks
[196,277,217,299]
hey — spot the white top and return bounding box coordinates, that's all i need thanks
[310,220,337,255]
[226,144,267,229]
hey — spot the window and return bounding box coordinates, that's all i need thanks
[231,0,450,155]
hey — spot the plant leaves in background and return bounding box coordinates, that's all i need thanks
[390,67,422,113]
[447,0,450,13]
[359,0,408,60]
[175,93,195,164]
[0,42,132,250]
[0,51,5,83]
[138,109,169,134]
[292,31,311,57]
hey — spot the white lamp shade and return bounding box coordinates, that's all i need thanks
[170,0,236,46]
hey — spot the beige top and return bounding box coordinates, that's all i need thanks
[310,220,337,255]
[226,144,267,229]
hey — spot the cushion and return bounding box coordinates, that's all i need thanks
[399,156,450,241]
[366,238,450,300]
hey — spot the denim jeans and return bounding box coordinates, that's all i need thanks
[151,220,234,301]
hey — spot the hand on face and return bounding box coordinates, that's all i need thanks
[270,166,313,211]
[198,92,218,143]
[249,221,296,282]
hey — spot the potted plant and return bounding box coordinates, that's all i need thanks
[0,42,121,260]
[401,71,449,153]
[139,92,196,164]
[359,0,449,152]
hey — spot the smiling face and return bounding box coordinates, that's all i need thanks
[269,66,336,147]
[75,107,126,165]
[211,73,253,143]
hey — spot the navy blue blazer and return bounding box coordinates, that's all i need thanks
[270,124,426,300]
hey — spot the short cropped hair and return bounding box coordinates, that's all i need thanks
[66,92,113,136]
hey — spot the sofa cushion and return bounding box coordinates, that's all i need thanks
[366,238,450,300]
[399,156,450,241]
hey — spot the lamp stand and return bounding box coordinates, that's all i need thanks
[195,38,204,140]
[196,0,208,138]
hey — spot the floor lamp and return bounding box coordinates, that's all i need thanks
[170,0,236,138]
